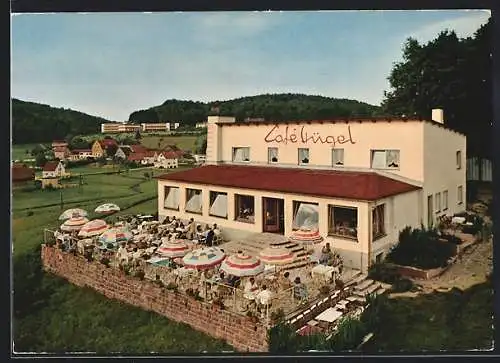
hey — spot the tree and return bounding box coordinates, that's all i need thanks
[135,129,142,141]
[69,136,90,150]
[128,108,159,123]
[194,132,207,154]
[106,144,118,157]
[382,20,492,158]
[35,153,47,167]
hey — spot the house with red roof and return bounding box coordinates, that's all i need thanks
[42,160,66,178]
[68,149,93,161]
[51,140,70,160]
[91,138,118,158]
[156,109,467,272]
[154,151,179,169]
[12,164,35,185]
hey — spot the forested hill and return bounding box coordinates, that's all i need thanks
[12,98,110,144]
[128,93,381,124]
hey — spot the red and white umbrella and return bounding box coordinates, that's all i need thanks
[289,229,324,245]
[157,239,190,258]
[259,246,295,265]
[220,252,264,277]
[60,216,90,232]
[59,208,88,221]
[182,247,226,270]
[98,227,133,249]
[95,203,120,214]
[78,219,109,238]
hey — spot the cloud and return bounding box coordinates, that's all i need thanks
[405,10,490,43]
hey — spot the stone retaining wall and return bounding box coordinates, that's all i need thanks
[41,245,269,352]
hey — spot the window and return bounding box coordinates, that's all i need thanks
[298,148,309,165]
[268,147,279,163]
[456,150,462,169]
[375,253,384,264]
[232,147,250,162]
[370,150,400,169]
[443,190,448,210]
[332,148,344,166]
[457,185,463,204]
[209,191,228,218]
[328,206,358,240]
[435,192,441,213]
[372,204,386,240]
[185,188,203,214]
[292,201,318,230]
[163,186,180,210]
[235,194,255,223]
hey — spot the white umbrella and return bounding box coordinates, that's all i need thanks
[95,203,121,214]
[182,247,226,270]
[78,219,109,238]
[289,229,324,245]
[59,208,88,220]
[98,227,133,249]
[60,216,89,232]
[220,252,265,277]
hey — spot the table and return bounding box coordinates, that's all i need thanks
[311,265,337,282]
[315,308,343,323]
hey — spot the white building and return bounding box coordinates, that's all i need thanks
[157,109,466,272]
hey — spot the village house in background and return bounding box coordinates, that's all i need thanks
[11,163,35,187]
[91,138,118,158]
[42,160,66,178]
[51,140,70,160]
[154,151,179,169]
[67,149,93,161]
[100,122,181,134]
[193,154,207,165]
[157,109,466,272]
[195,121,208,128]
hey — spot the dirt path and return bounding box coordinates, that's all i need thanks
[418,237,492,292]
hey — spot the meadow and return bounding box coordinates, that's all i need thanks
[12,143,49,161]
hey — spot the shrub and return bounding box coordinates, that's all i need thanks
[100,257,110,267]
[368,263,401,284]
[270,308,285,324]
[390,278,414,293]
[134,270,145,280]
[319,285,331,296]
[335,279,345,290]
[386,226,456,269]
[440,234,462,245]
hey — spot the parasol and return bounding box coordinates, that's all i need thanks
[59,208,88,220]
[95,203,121,214]
[220,252,264,277]
[289,229,324,245]
[78,219,109,238]
[259,246,295,265]
[157,239,190,258]
[60,216,89,232]
[98,227,133,249]
[182,247,226,270]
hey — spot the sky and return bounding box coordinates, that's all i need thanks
[11,10,491,121]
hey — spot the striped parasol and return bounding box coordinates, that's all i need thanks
[157,239,190,258]
[78,219,109,238]
[98,227,133,249]
[60,216,89,232]
[59,208,88,220]
[182,247,226,270]
[259,246,295,265]
[95,203,121,214]
[289,229,324,245]
[220,252,264,277]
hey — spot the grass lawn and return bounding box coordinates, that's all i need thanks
[362,281,494,352]
[12,143,49,161]
[140,135,198,152]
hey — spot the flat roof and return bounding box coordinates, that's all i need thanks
[156,165,421,201]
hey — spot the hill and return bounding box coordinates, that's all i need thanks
[128,93,381,124]
[12,98,110,144]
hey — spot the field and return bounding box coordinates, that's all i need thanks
[12,166,232,353]
[12,143,49,161]
[140,135,199,152]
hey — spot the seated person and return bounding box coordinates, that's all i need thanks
[226,274,241,288]
[278,271,292,290]
[205,228,215,247]
[319,243,333,265]
[212,224,222,241]
[293,277,309,302]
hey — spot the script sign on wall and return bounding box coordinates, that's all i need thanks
[264,124,356,147]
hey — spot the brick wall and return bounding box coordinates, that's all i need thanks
[41,245,269,352]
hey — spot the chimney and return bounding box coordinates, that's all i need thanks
[431,109,444,124]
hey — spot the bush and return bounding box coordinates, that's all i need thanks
[440,234,462,245]
[390,278,414,293]
[386,226,456,269]
[368,263,401,284]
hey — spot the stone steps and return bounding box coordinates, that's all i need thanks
[355,279,374,291]
[374,287,387,296]
[345,272,367,287]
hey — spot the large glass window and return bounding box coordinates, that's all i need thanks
[328,206,358,240]
[235,194,255,223]
[209,191,228,218]
[185,188,203,214]
[232,147,250,162]
[332,148,344,166]
[372,204,386,240]
[298,148,310,165]
[268,147,279,163]
[292,201,318,230]
[164,186,180,210]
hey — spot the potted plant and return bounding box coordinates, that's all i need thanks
[319,285,331,296]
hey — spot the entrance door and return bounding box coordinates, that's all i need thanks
[262,197,285,234]
[427,195,433,227]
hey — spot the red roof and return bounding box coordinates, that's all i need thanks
[12,165,35,182]
[158,151,178,159]
[43,161,61,172]
[156,165,421,201]
[98,139,118,148]
[130,144,149,153]
[127,152,146,162]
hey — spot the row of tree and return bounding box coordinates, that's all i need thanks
[381,20,492,158]
[128,94,382,124]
